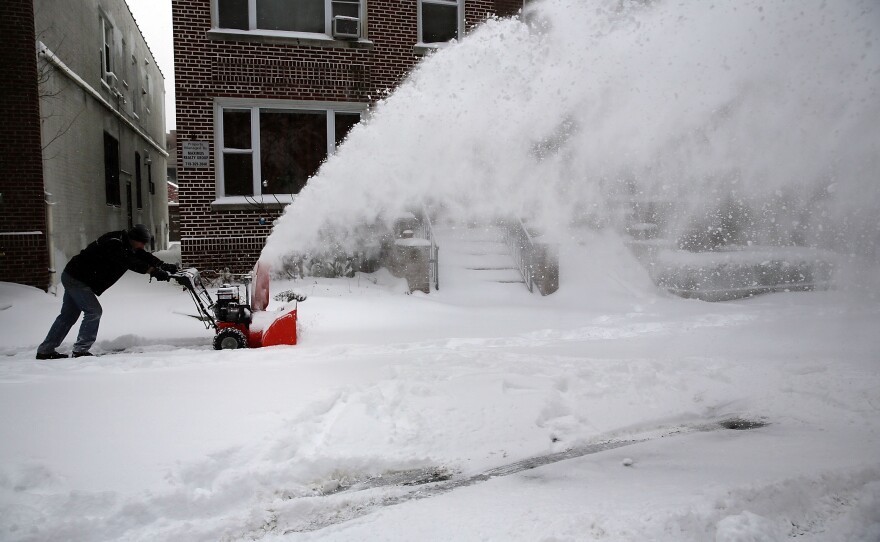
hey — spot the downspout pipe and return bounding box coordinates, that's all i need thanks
[44,190,57,294]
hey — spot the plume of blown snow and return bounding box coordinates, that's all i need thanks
[262,0,880,269]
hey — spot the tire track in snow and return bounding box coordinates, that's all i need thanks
[272,417,766,535]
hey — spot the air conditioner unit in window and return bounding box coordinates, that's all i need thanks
[332,16,360,39]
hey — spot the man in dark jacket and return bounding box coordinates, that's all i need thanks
[36,224,178,359]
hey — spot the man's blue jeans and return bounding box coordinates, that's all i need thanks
[37,272,103,355]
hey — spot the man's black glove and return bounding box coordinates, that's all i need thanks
[160,263,179,274]
[152,268,170,282]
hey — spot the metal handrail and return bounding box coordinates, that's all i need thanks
[503,218,535,293]
[415,204,440,290]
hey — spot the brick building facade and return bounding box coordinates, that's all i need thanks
[0,0,50,289]
[172,0,523,274]
[0,0,168,291]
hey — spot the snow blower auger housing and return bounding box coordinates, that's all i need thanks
[171,263,303,350]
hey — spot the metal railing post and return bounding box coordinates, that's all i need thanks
[503,217,557,295]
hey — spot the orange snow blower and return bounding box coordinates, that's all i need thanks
[171,262,303,349]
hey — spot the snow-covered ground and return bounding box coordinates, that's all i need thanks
[1,231,879,541]
[3,0,876,538]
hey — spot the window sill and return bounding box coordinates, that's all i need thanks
[211,195,294,212]
[207,29,373,50]
[413,41,454,56]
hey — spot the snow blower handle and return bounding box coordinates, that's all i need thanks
[151,268,171,282]
[170,268,218,330]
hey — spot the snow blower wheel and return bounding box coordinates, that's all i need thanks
[214,328,247,350]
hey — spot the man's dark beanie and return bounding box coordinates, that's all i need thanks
[128,224,151,243]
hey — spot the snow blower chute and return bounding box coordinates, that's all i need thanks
[171,262,304,349]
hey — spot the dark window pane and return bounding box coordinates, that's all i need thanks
[135,151,143,209]
[334,112,361,147]
[218,0,249,30]
[332,0,360,18]
[257,0,324,33]
[223,154,254,196]
[422,2,458,43]
[260,109,327,194]
[103,20,113,72]
[104,132,120,205]
[104,44,112,73]
[223,110,251,149]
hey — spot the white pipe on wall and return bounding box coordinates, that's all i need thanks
[44,190,58,294]
[36,41,168,157]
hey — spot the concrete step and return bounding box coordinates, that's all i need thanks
[434,225,532,293]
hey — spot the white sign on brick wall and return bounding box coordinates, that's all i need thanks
[182,141,211,168]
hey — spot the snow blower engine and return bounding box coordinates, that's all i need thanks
[214,285,249,325]
[171,263,304,350]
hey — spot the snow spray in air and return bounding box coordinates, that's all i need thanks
[261,0,880,280]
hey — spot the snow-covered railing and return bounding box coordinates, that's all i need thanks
[504,218,535,293]
[414,205,440,290]
[502,218,559,296]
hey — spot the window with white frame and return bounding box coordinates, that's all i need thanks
[144,71,152,114]
[130,53,140,116]
[100,17,116,86]
[418,0,463,44]
[217,102,363,198]
[215,0,364,38]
